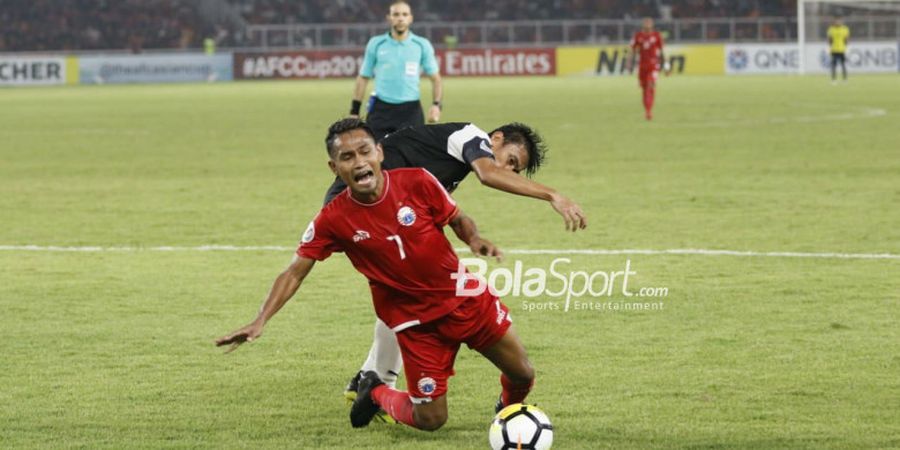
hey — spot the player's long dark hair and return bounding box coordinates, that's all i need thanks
[490,123,547,177]
[325,118,376,157]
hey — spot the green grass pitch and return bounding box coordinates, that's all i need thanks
[1,75,899,449]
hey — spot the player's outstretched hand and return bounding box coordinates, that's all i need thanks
[215,320,264,354]
[427,105,441,123]
[469,237,503,262]
[550,193,588,232]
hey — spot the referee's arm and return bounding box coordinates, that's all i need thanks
[351,38,378,117]
[350,75,371,118]
[422,40,442,123]
[426,72,443,123]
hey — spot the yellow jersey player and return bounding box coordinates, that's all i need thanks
[827,18,850,83]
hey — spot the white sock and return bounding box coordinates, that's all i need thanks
[359,318,403,388]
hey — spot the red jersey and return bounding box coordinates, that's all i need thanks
[631,31,664,69]
[297,168,467,331]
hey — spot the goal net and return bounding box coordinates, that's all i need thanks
[797,0,900,74]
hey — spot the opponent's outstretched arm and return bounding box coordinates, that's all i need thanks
[215,256,316,353]
[469,158,588,232]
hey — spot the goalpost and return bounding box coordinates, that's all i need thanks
[797,0,900,74]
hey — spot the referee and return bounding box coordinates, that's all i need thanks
[349,1,443,140]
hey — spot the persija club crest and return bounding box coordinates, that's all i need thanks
[301,221,315,243]
[417,377,436,395]
[397,206,416,226]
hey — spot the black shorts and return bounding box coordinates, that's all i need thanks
[366,97,424,141]
[831,52,846,64]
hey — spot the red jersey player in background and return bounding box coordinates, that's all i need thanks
[216,119,535,432]
[630,17,668,121]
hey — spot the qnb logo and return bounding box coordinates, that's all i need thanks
[728,49,749,70]
[820,47,899,69]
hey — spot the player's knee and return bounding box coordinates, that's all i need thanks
[414,407,448,431]
[507,360,535,386]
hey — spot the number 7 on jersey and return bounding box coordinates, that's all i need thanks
[387,235,406,260]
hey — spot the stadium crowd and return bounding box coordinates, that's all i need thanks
[0,0,206,52]
[1,0,797,52]
[230,0,797,24]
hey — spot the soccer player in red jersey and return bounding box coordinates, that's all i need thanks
[631,17,667,121]
[216,119,535,431]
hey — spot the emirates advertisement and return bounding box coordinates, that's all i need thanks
[234,48,556,79]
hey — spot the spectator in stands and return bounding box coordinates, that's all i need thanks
[0,0,806,52]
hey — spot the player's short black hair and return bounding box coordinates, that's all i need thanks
[490,123,547,177]
[324,118,376,158]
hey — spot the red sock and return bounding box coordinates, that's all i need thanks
[647,87,655,112]
[642,88,650,112]
[371,385,417,427]
[500,374,534,407]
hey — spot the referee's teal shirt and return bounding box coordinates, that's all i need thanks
[359,31,439,104]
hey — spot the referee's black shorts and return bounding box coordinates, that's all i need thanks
[831,52,846,65]
[366,97,424,141]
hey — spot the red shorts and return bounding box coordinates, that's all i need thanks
[395,291,512,404]
[639,66,659,88]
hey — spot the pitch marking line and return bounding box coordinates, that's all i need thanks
[0,245,898,260]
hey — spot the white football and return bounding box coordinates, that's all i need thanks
[488,403,553,449]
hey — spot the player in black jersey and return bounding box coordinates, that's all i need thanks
[325,122,585,227]
[321,119,586,407]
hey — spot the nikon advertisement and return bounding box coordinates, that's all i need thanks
[556,44,725,76]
